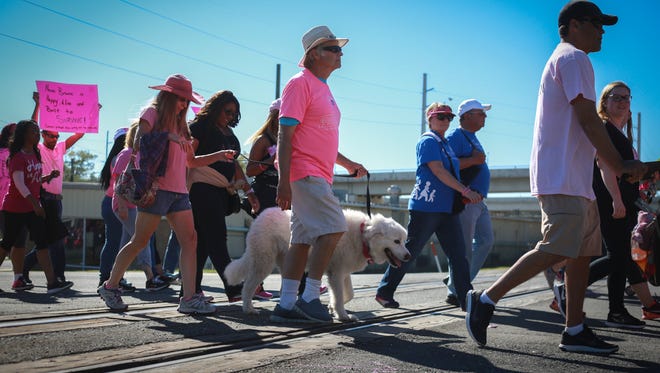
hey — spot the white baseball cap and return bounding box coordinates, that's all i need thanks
[457,99,492,117]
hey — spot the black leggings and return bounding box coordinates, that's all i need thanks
[588,211,644,313]
[189,183,241,297]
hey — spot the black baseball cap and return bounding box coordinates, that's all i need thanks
[558,1,618,27]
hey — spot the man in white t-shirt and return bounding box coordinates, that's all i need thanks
[23,92,84,287]
[465,1,646,354]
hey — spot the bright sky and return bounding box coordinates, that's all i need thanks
[1,0,658,174]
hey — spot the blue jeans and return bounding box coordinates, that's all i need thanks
[99,195,123,282]
[377,210,473,307]
[163,231,180,274]
[447,201,494,296]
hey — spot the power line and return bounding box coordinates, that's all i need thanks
[118,0,421,96]
[118,0,294,64]
[21,0,273,84]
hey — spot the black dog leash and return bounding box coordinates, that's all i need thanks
[334,171,371,218]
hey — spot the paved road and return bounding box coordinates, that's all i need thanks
[0,263,658,372]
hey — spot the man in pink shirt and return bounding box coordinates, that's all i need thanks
[23,92,84,287]
[270,26,368,323]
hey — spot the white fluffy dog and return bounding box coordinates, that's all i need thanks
[224,207,410,321]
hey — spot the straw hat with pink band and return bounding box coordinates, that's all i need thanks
[148,74,204,105]
[298,25,349,67]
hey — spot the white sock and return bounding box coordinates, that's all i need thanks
[279,278,300,310]
[565,323,584,336]
[301,277,322,303]
[480,291,496,306]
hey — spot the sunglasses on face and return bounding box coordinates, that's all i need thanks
[42,132,59,139]
[436,114,454,121]
[608,94,632,103]
[321,46,342,53]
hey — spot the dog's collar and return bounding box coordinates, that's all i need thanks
[360,221,373,264]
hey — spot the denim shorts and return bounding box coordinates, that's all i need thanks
[138,190,191,216]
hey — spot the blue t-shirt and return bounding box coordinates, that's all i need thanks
[408,131,459,213]
[446,127,490,197]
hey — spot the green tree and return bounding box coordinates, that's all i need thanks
[64,149,98,182]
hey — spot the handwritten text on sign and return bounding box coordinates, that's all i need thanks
[36,81,99,133]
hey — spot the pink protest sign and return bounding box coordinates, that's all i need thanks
[36,81,99,133]
[191,106,201,115]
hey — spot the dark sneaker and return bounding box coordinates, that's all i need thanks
[98,284,128,311]
[118,278,136,293]
[145,277,169,292]
[178,294,216,314]
[47,280,73,295]
[445,294,459,307]
[605,310,645,329]
[642,302,660,320]
[270,304,315,323]
[466,289,495,346]
[12,277,34,291]
[552,282,566,319]
[559,324,618,354]
[375,295,400,308]
[294,298,333,323]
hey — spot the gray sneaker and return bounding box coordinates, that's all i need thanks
[178,294,217,315]
[294,298,333,323]
[270,304,316,323]
[97,284,128,312]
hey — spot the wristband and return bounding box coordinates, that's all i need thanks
[460,186,471,197]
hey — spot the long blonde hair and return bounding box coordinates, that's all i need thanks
[151,91,191,139]
[598,81,633,141]
[245,109,279,145]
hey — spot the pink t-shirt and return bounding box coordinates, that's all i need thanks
[529,42,597,200]
[140,107,188,193]
[2,151,42,213]
[0,148,10,207]
[279,69,340,184]
[38,141,66,195]
[111,148,136,211]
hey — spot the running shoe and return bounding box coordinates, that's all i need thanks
[375,294,400,308]
[605,310,645,329]
[294,298,333,323]
[145,277,170,292]
[270,304,314,323]
[97,284,128,311]
[12,277,34,291]
[552,282,567,319]
[47,280,73,295]
[466,289,495,346]
[559,325,619,354]
[178,294,217,314]
[642,302,660,320]
[253,284,273,300]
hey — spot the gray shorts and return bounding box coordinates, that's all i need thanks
[290,176,347,246]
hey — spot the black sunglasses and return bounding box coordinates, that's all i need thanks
[42,132,60,139]
[321,46,342,53]
[436,114,454,121]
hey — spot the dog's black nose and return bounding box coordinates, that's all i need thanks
[403,253,411,261]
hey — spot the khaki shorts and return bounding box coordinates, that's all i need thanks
[534,194,601,258]
[290,176,347,246]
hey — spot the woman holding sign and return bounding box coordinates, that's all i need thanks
[97,74,234,314]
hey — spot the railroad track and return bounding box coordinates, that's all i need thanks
[0,275,552,372]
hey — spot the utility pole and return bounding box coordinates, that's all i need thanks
[421,73,434,135]
[275,64,281,99]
